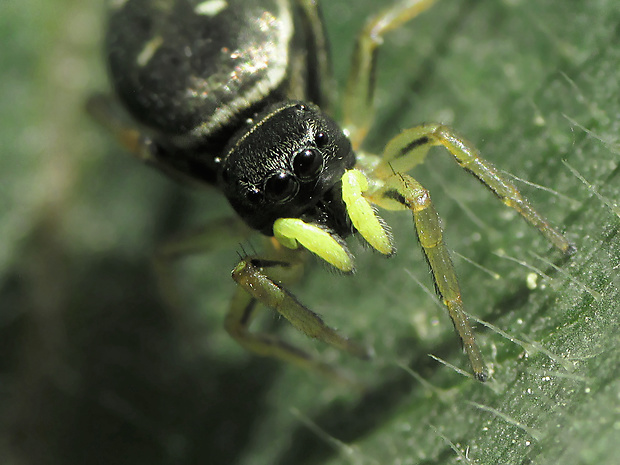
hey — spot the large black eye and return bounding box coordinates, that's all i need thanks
[292,148,323,180]
[264,171,298,202]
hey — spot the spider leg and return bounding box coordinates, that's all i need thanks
[152,218,252,312]
[86,93,158,164]
[366,172,487,381]
[373,123,575,254]
[295,0,334,110]
[228,255,372,382]
[354,124,574,379]
[87,93,216,187]
[343,0,437,148]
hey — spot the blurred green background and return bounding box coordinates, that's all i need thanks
[1,0,619,464]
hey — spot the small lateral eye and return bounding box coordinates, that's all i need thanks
[246,186,261,204]
[314,131,328,147]
[292,148,323,180]
[264,171,298,202]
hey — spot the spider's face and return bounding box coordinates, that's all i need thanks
[219,101,356,236]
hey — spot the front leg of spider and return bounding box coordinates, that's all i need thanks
[359,125,575,382]
[367,170,488,381]
[373,124,575,254]
[228,254,372,383]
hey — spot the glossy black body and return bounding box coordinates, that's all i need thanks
[105,0,354,236]
[107,0,326,181]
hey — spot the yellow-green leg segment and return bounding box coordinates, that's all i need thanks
[374,124,575,254]
[225,287,323,370]
[368,173,487,380]
[228,257,372,382]
[362,124,575,380]
[343,0,437,147]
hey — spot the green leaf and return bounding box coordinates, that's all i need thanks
[1,1,618,464]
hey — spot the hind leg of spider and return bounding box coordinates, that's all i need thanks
[372,123,575,254]
[343,0,437,148]
[152,217,252,314]
[87,93,210,187]
[228,256,372,382]
[365,172,487,381]
[87,93,159,163]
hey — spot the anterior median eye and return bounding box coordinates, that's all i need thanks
[292,148,323,180]
[264,171,298,202]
